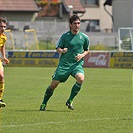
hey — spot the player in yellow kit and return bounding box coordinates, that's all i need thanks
[0,17,9,108]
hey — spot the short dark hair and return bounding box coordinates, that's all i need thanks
[0,17,7,24]
[69,14,80,24]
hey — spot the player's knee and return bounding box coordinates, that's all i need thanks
[50,81,59,89]
[50,84,56,89]
[0,74,4,81]
[78,78,84,84]
[75,74,84,84]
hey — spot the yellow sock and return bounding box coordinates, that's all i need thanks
[0,83,4,100]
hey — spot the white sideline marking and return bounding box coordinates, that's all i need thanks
[0,117,132,128]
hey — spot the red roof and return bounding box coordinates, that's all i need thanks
[0,0,38,11]
[63,0,85,13]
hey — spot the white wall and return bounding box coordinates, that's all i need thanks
[132,9,133,26]
[113,0,133,31]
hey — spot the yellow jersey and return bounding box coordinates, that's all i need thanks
[0,33,7,48]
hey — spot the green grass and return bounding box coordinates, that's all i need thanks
[0,67,132,133]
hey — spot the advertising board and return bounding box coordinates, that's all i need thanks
[110,52,133,69]
[7,51,59,67]
[84,52,110,68]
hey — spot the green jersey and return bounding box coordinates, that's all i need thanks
[56,31,89,67]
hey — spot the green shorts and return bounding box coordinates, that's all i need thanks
[52,64,84,82]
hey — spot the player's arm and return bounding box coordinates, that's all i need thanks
[56,47,68,54]
[1,45,9,64]
[56,33,68,54]
[81,50,90,57]
[75,34,90,61]
[75,50,89,61]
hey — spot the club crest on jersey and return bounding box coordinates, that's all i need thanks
[80,35,82,39]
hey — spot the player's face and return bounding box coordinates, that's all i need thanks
[70,19,80,34]
[0,22,6,34]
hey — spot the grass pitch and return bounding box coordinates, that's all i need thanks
[0,67,132,133]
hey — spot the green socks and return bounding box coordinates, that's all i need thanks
[68,82,82,102]
[42,82,81,106]
[42,86,54,105]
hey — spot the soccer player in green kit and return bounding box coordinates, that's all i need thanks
[40,14,90,111]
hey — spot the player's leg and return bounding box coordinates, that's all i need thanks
[40,66,70,111]
[40,80,60,111]
[66,66,84,110]
[70,73,84,100]
[0,63,5,108]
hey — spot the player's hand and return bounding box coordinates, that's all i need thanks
[62,48,68,53]
[75,54,83,61]
[4,57,9,64]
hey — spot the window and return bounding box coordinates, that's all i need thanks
[86,20,100,32]
[81,0,99,6]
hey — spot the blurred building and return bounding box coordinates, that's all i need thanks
[36,0,86,20]
[104,0,133,32]
[0,0,38,21]
[112,0,133,31]
[78,0,112,32]
[0,0,113,32]
[36,0,113,32]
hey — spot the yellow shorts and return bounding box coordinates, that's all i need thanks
[0,60,3,68]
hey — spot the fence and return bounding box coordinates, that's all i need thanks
[5,20,119,50]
